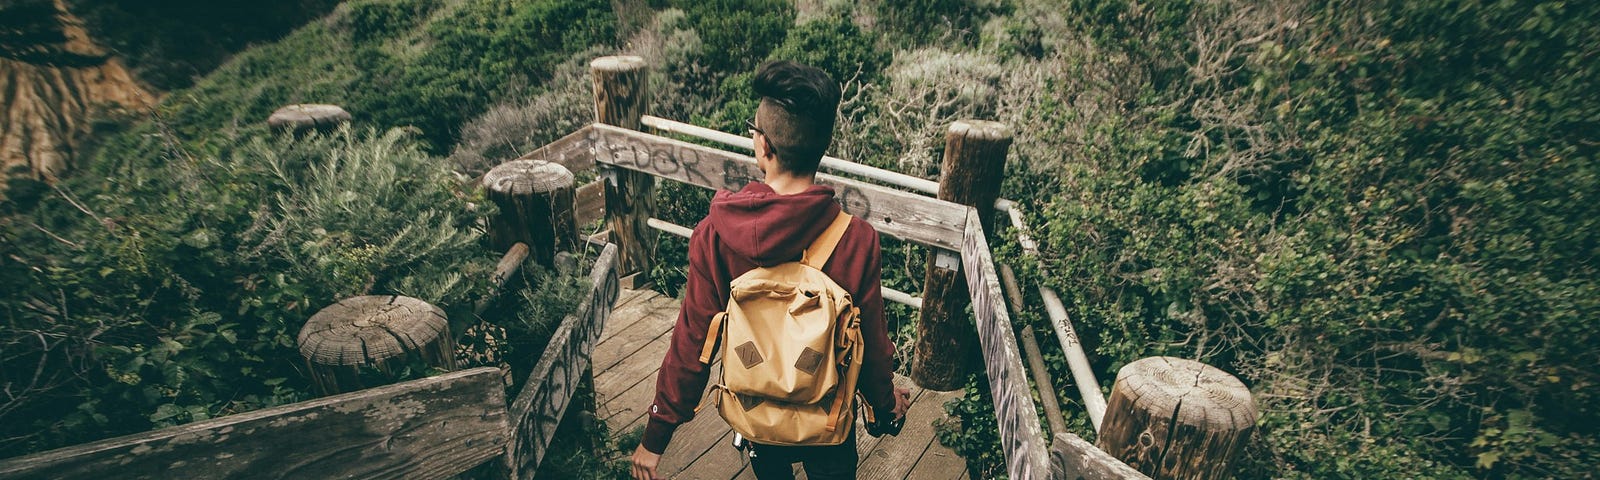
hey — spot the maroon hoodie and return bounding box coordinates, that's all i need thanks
[640,182,896,454]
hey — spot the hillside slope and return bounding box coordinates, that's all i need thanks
[0,0,154,184]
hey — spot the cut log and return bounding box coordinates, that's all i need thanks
[1096,357,1257,480]
[483,159,576,267]
[297,295,456,396]
[267,104,351,133]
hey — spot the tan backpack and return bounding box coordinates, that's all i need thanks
[697,212,873,446]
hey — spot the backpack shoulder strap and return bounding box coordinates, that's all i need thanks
[801,211,852,270]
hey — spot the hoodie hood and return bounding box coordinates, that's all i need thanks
[708,182,842,266]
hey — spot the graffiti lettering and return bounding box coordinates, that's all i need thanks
[511,245,620,477]
[723,159,761,189]
[963,214,1050,480]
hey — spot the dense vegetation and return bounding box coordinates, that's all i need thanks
[3,0,1595,478]
[1,0,615,460]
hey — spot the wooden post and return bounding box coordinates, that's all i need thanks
[912,120,1012,391]
[267,104,351,134]
[483,160,576,267]
[1096,357,1258,480]
[297,295,456,396]
[590,55,655,287]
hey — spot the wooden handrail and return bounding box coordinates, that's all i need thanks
[642,115,944,195]
[502,243,620,478]
[960,207,1053,479]
[644,217,925,309]
[0,368,509,480]
[587,123,968,251]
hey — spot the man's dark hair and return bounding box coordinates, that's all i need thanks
[753,60,840,174]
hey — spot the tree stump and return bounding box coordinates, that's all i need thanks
[297,295,456,396]
[912,120,1011,391]
[267,104,351,134]
[483,159,576,267]
[1096,357,1258,480]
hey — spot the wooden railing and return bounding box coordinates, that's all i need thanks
[560,56,1153,480]
[0,54,1257,480]
[0,244,620,480]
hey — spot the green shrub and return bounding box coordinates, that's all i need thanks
[1006,0,1600,477]
[873,0,1009,48]
[0,126,495,457]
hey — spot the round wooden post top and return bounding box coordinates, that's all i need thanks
[1118,356,1258,427]
[590,55,646,72]
[482,159,574,195]
[297,295,447,366]
[949,120,1012,141]
[268,104,351,131]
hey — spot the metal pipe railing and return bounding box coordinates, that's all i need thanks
[1003,203,1108,431]
[645,217,925,309]
[642,115,942,195]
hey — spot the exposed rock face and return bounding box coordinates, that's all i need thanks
[1,0,155,185]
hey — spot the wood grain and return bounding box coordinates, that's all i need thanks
[1049,433,1151,480]
[0,368,508,480]
[591,56,657,279]
[515,125,599,172]
[1095,357,1257,480]
[502,244,620,478]
[483,160,576,266]
[959,208,1052,480]
[298,295,455,395]
[587,123,967,251]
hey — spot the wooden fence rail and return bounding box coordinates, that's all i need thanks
[0,368,509,480]
[0,244,622,480]
[501,244,619,479]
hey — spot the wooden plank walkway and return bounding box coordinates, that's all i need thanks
[594,288,970,480]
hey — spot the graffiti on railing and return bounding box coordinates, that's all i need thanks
[507,244,620,477]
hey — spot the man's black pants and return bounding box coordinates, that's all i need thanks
[747,430,858,480]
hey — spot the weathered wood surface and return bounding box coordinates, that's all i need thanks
[514,125,599,172]
[591,56,657,280]
[587,123,967,251]
[911,253,969,391]
[502,243,621,478]
[960,208,1051,480]
[914,120,1011,391]
[940,121,1011,235]
[298,295,455,395]
[483,160,577,267]
[267,103,350,133]
[1096,357,1257,480]
[574,178,605,226]
[0,368,509,480]
[592,287,970,479]
[1050,433,1151,480]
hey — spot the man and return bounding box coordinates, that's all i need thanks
[630,60,911,480]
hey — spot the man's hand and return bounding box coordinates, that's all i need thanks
[631,444,662,480]
[892,386,911,421]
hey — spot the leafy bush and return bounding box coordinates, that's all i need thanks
[873,0,1009,48]
[992,0,1600,477]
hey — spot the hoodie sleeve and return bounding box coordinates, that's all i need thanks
[641,220,727,454]
[849,224,897,416]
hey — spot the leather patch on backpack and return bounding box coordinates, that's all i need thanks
[736,392,764,411]
[735,341,763,369]
[794,347,824,375]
